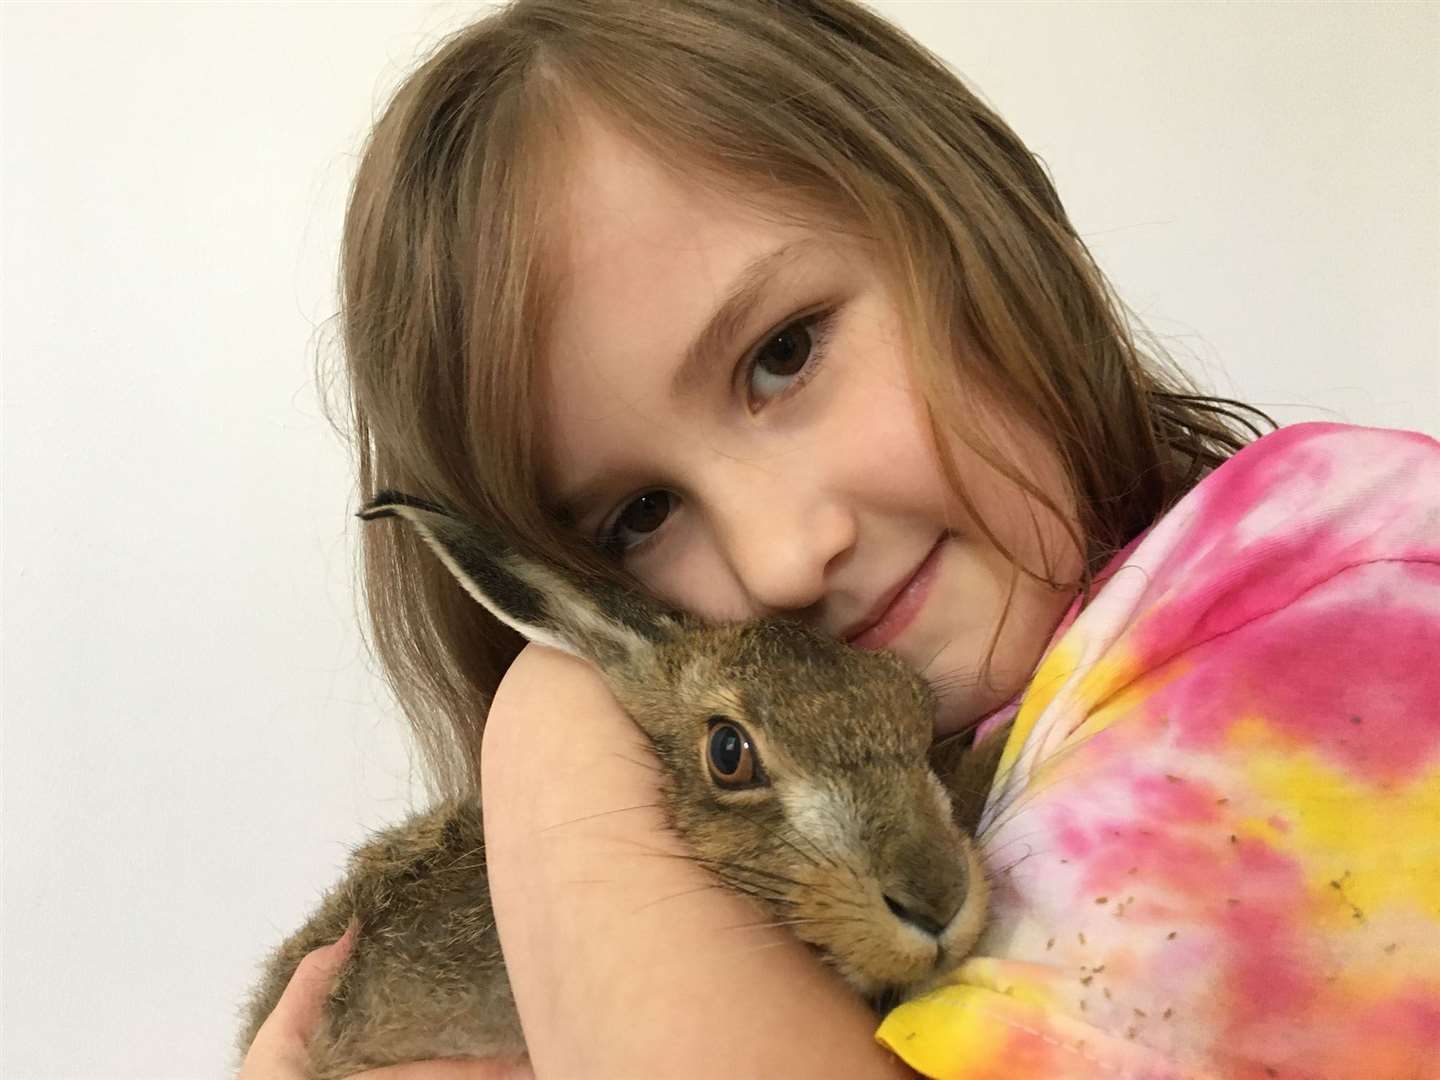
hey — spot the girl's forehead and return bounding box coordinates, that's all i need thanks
[545,119,807,329]
[541,110,875,324]
[535,118,839,457]
[551,110,763,238]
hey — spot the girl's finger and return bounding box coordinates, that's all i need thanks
[239,922,358,1077]
[280,922,358,1040]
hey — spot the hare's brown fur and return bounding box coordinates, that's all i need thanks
[238,801,522,1074]
[236,497,1003,1077]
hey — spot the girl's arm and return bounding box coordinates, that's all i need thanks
[483,644,918,1079]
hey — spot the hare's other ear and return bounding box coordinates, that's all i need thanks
[358,491,679,670]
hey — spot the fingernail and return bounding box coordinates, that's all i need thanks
[334,918,359,953]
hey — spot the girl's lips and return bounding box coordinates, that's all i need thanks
[847,538,945,650]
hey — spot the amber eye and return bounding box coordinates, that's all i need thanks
[705,717,764,789]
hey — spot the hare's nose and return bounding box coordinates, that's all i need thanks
[883,892,962,939]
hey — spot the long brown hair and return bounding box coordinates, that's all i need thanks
[327,0,1272,801]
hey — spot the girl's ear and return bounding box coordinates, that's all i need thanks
[358,491,681,670]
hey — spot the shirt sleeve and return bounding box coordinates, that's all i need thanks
[877,422,1440,1079]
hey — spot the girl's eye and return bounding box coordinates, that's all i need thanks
[597,489,674,556]
[595,306,839,558]
[744,307,837,408]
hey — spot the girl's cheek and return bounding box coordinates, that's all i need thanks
[635,530,750,624]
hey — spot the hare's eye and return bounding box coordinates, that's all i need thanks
[705,718,764,789]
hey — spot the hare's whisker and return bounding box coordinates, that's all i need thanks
[986,846,1042,880]
[633,881,723,907]
[714,937,805,962]
[711,880,789,906]
[539,802,663,833]
[731,805,839,872]
[608,751,663,773]
[978,764,1090,842]
[718,914,867,933]
[710,860,854,911]
[976,827,1048,861]
[698,859,804,889]
[926,671,984,696]
[917,636,962,680]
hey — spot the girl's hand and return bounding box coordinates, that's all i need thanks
[237,925,535,1080]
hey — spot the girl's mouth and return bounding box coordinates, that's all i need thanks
[846,537,945,651]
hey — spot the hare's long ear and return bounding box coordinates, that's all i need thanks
[358,491,682,671]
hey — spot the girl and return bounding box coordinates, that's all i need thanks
[241,1,1439,1076]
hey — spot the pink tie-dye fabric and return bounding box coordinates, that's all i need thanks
[877,423,1440,1079]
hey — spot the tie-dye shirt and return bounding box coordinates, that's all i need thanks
[877,422,1440,1079]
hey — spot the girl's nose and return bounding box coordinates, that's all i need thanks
[711,471,857,616]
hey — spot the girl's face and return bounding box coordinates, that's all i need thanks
[537,113,1082,736]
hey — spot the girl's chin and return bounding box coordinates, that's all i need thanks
[932,698,980,740]
[927,661,1026,740]
[925,674,977,739]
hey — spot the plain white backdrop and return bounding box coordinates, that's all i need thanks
[2,2,1436,1076]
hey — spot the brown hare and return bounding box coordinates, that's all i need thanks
[236,492,1006,1078]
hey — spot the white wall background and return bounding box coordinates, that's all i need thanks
[2,2,1435,1076]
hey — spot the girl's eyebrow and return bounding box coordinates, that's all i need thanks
[552,236,825,522]
[668,236,824,400]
